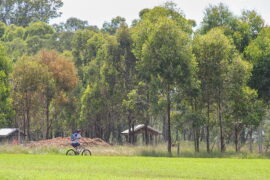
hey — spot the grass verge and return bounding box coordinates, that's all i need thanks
[1,142,270,159]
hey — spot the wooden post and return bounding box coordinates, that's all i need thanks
[177,143,180,156]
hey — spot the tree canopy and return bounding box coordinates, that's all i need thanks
[0,1,269,154]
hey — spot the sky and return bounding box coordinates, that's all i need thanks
[50,0,270,28]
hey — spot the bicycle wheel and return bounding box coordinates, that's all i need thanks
[81,149,91,156]
[66,149,77,156]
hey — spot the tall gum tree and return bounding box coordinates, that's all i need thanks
[245,28,270,102]
[0,44,12,127]
[133,15,196,153]
[200,3,265,53]
[226,58,264,152]
[37,50,78,138]
[193,28,235,152]
[0,0,63,27]
[12,56,53,139]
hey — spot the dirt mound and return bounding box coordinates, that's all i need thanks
[27,137,110,148]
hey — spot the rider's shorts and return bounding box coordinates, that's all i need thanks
[71,142,80,147]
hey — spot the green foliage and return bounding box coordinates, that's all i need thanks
[0,22,6,38]
[193,28,235,105]
[25,21,54,38]
[245,28,270,64]
[71,29,97,67]
[249,55,270,102]
[0,0,269,153]
[0,0,63,27]
[133,7,196,151]
[227,58,264,129]
[4,38,27,61]
[246,28,270,102]
[102,16,127,34]
[200,3,237,34]
[64,17,89,32]
[0,44,12,126]
[241,10,265,38]
[2,25,25,42]
[139,18,194,85]
[200,4,265,52]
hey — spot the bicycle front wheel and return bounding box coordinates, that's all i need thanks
[82,149,91,156]
[66,149,77,156]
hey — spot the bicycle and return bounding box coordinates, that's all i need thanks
[66,146,92,156]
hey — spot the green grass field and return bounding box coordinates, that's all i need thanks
[0,154,270,180]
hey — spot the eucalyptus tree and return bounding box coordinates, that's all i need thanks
[71,29,98,68]
[200,3,237,35]
[102,16,127,35]
[233,10,265,53]
[24,21,55,55]
[0,0,63,27]
[80,33,124,141]
[12,56,53,139]
[193,28,235,152]
[0,44,13,127]
[200,3,265,53]
[64,17,89,32]
[226,58,264,152]
[245,28,270,102]
[132,9,196,152]
[37,50,78,138]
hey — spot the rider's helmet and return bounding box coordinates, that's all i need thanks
[76,129,81,133]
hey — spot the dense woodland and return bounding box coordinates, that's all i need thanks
[1,0,270,154]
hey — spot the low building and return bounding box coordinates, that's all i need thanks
[121,124,161,144]
[0,128,26,144]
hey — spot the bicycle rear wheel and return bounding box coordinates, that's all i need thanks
[66,149,77,156]
[82,149,91,156]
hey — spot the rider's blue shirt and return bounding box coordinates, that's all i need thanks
[71,133,81,144]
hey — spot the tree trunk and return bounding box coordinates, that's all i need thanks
[206,102,210,153]
[218,91,225,152]
[194,129,198,152]
[23,112,26,135]
[167,87,172,154]
[162,115,168,141]
[249,128,253,153]
[25,93,31,141]
[132,123,135,144]
[104,111,112,142]
[234,124,239,152]
[26,107,30,141]
[45,99,50,139]
[258,124,263,153]
[145,91,150,145]
[145,124,149,145]
[128,111,132,144]
[196,129,200,152]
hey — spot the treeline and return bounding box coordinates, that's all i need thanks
[1,0,270,153]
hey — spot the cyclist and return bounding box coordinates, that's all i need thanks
[71,129,82,152]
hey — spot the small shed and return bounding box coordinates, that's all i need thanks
[0,128,26,144]
[121,124,161,144]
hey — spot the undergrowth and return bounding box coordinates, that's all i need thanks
[0,142,270,159]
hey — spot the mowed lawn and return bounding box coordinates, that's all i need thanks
[0,154,269,180]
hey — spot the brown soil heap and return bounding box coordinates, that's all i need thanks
[27,137,110,147]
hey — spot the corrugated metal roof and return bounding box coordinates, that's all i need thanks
[121,124,161,134]
[0,128,19,137]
